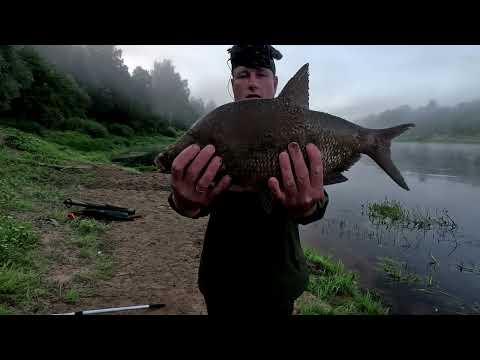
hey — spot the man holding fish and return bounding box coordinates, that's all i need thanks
[165,45,329,315]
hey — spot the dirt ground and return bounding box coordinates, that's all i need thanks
[41,165,210,315]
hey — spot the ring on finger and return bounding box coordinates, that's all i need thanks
[196,185,207,193]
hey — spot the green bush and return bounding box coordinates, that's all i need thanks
[49,117,109,138]
[160,126,177,138]
[79,119,109,138]
[57,116,83,131]
[0,119,45,136]
[108,123,134,138]
[15,121,45,135]
[3,133,39,152]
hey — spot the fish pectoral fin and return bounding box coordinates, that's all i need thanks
[324,173,349,185]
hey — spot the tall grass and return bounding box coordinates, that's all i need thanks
[297,248,388,315]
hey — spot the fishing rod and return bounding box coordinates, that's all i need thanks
[52,303,166,315]
[64,198,136,215]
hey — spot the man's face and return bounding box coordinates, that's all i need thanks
[231,66,278,101]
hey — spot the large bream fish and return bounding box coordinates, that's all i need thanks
[155,63,415,192]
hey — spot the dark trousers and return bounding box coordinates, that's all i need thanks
[203,294,295,316]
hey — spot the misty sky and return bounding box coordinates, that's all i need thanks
[118,45,480,122]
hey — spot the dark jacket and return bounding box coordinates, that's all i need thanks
[169,190,329,302]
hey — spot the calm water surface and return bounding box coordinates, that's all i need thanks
[300,142,480,314]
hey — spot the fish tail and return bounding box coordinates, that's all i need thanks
[362,123,415,190]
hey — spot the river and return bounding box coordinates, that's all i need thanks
[300,142,480,314]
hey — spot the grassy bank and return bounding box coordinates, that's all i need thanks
[297,248,389,315]
[0,124,176,313]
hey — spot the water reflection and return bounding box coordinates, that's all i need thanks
[388,142,480,186]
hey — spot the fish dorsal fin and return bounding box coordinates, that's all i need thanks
[277,63,309,109]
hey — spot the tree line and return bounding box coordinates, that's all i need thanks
[360,99,480,140]
[0,45,216,137]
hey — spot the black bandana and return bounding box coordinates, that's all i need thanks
[228,45,283,75]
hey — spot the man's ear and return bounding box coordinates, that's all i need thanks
[273,76,279,95]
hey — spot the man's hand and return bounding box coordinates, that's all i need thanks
[170,144,231,218]
[268,142,325,219]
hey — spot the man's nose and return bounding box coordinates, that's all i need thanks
[247,74,259,88]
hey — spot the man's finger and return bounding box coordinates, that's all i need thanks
[196,156,223,193]
[185,144,216,185]
[171,144,201,182]
[268,177,286,203]
[288,142,310,193]
[208,175,232,201]
[279,151,297,196]
[306,143,324,189]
